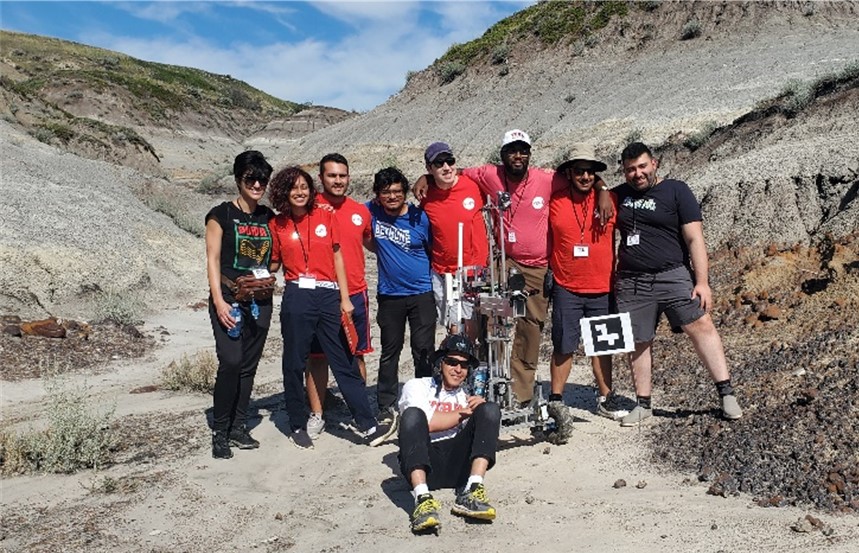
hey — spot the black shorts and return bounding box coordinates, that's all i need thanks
[550,286,611,356]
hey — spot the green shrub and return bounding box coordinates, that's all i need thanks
[625,128,644,144]
[680,19,701,40]
[93,288,144,325]
[683,121,718,151]
[486,148,502,165]
[197,172,232,195]
[781,79,814,115]
[436,61,465,84]
[491,43,510,65]
[0,380,116,474]
[160,351,217,393]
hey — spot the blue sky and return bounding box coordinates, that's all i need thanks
[1,1,533,111]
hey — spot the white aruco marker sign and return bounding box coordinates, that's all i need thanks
[580,312,635,356]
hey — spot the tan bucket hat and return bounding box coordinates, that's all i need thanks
[557,143,607,173]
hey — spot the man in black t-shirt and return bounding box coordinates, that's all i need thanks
[613,142,743,426]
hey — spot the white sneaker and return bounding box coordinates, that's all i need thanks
[307,412,325,438]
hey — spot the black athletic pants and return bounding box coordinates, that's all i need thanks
[376,292,437,411]
[398,403,501,490]
[209,297,272,432]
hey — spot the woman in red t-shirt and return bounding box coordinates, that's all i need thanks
[268,167,376,449]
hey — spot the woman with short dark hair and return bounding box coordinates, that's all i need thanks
[205,150,275,459]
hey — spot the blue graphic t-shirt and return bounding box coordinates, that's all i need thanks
[366,202,433,296]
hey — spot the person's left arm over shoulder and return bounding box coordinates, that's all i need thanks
[681,221,712,312]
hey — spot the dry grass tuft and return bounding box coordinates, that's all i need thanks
[160,351,217,393]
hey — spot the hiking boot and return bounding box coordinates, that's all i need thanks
[546,400,575,444]
[451,483,496,521]
[228,425,260,449]
[721,395,743,420]
[411,493,442,533]
[620,405,653,427]
[212,430,233,459]
[289,428,314,450]
[367,408,399,447]
[597,392,630,421]
[307,412,325,439]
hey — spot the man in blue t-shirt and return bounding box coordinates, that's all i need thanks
[364,167,437,446]
[614,142,743,427]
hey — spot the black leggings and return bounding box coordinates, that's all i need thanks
[398,402,501,490]
[209,298,272,431]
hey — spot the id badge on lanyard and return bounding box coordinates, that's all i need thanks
[298,273,317,289]
[573,244,589,257]
[627,231,640,247]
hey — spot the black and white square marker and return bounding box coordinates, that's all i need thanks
[579,313,635,356]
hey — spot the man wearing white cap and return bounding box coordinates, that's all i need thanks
[418,130,612,406]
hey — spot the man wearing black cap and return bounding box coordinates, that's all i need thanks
[397,334,502,533]
[420,142,488,340]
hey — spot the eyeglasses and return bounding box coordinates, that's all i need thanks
[379,188,405,197]
[567,167,596,176]
[431,157,456,169]
[442,356,470,368]
[242,175,269,188]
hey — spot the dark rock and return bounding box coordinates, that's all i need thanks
[613,479,627,489]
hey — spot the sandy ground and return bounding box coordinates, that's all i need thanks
[2,300,858,553]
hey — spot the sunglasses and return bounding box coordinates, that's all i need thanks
[242,175,269,188]
[431,157,456,169]
[442,356,470,368]
[567,166,596,176]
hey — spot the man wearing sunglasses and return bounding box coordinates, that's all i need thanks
[415,130,613,408]
[420,142,488,341]
[397,334,501,533]
[548,144,628,423]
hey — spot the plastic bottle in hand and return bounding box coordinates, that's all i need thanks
[227,303,242,338]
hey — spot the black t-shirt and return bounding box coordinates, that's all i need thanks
[615,179,702,274]
[205,201,275,298]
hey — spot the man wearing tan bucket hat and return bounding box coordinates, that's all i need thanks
[548,143,629,421]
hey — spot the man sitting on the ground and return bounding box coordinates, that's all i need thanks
[397,334,501,533]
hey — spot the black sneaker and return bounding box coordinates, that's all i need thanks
[367,409,399,447]
[289,428,314,450]
[212,430,233,459]
[451,483,495,520]
[597,392,630,421]
[411,493,442,533]
[229,425,260,449]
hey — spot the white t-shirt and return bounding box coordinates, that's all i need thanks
[398,376,469,442]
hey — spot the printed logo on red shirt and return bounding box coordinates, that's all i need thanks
[462,197,475,210]
[532,196,545,209]
[315,224,328,237]
[351,213,364,226]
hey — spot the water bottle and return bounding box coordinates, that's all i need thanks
[227,303,242,338]
[472,364,489,398]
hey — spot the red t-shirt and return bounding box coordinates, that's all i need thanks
[549,188,616,293]
[317,195,371,293]
[421,175,489,273]
[270,208,341,282]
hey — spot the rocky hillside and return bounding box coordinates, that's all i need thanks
[0,30,355,181]
[275,0,858,247]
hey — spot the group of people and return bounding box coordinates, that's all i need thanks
[204,130,744,533]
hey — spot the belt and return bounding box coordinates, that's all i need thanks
[287,280,339,290]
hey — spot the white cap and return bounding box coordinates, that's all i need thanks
[502,129,531,147]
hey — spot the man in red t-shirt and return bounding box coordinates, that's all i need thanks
[548,144,628,422]
[420,142,488,341]
[306,153,374,439]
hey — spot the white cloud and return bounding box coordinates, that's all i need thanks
[92,1,536,111]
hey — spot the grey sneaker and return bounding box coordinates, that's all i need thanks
[411,493,442,533]
[620,405,653,427]
[368,408,399,447]
[451,483,496,520]
[307,412,325,438]
[721,395,743,420]
[289,428,314,449]
[597,392,630,420]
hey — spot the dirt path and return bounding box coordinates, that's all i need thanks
[2,304,857,552]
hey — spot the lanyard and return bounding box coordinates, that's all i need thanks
[290,213,311,273]
[502,171,530,223]
[571,189,591,243]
